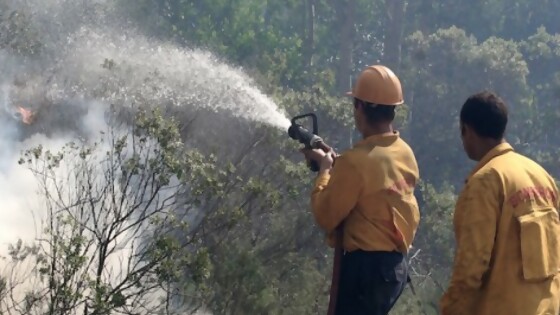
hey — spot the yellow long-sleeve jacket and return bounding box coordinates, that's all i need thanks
[440,142,560,315]
[311,131,420,254]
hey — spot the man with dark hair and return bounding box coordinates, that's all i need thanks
[302,65,420,315]
[440,91,560,315]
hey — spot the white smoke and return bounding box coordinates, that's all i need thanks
[0,99,181,314]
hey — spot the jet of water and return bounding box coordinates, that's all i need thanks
[47,26,292,130]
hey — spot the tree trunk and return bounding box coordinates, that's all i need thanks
[263,0,271,28]
[303,0,316,71]
[335,0,356,93]
[383,0,407,71]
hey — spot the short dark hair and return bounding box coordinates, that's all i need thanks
[460,91,508,140]
[354,98,395,124]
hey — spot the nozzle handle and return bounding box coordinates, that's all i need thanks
[307,140,333,172]
[309,160,320,172]
[312,139,331,152]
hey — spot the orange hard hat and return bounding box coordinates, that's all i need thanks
[346,65,404,105]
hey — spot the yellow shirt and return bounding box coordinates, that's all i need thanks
[440,142,560,315]
[311,131,420,253]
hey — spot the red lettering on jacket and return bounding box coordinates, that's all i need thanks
[387,177,415,195]
[508,186,557,208]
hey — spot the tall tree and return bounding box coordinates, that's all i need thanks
[335,0,356,92]
[303,0,316,72]
[383,0,407,70]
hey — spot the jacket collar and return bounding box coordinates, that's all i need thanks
[353,131,400,148]
[467,142,514,179]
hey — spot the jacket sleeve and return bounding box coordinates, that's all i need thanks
[311,155,363,232]
[440,173,500,315]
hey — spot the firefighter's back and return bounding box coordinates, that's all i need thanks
[476,150,560,315]
[341,132,420,254]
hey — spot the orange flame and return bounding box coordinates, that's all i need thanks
[16,106,35,125]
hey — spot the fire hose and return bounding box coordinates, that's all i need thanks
[288,113,342,315]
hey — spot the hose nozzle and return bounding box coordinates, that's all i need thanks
[288,123,325,150]
[287,113,332,172]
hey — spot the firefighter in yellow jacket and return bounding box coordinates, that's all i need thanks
[302,65,420,314]
[440,91,560,315]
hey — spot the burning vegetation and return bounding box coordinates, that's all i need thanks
[14,105,35,124]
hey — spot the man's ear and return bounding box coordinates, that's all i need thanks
[460,122,472,138]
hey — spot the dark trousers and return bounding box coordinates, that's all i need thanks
[334,250,408,315]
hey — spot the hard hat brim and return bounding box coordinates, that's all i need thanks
[346,90,404,105]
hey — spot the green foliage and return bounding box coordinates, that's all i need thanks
[401,26,532,187]
[3,0,560,314]
[406,0,560,41]
[519,27,560,148]
[5,108,233,314]
[0,5,42,56]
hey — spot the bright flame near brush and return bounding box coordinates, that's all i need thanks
[15,106,35,124]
